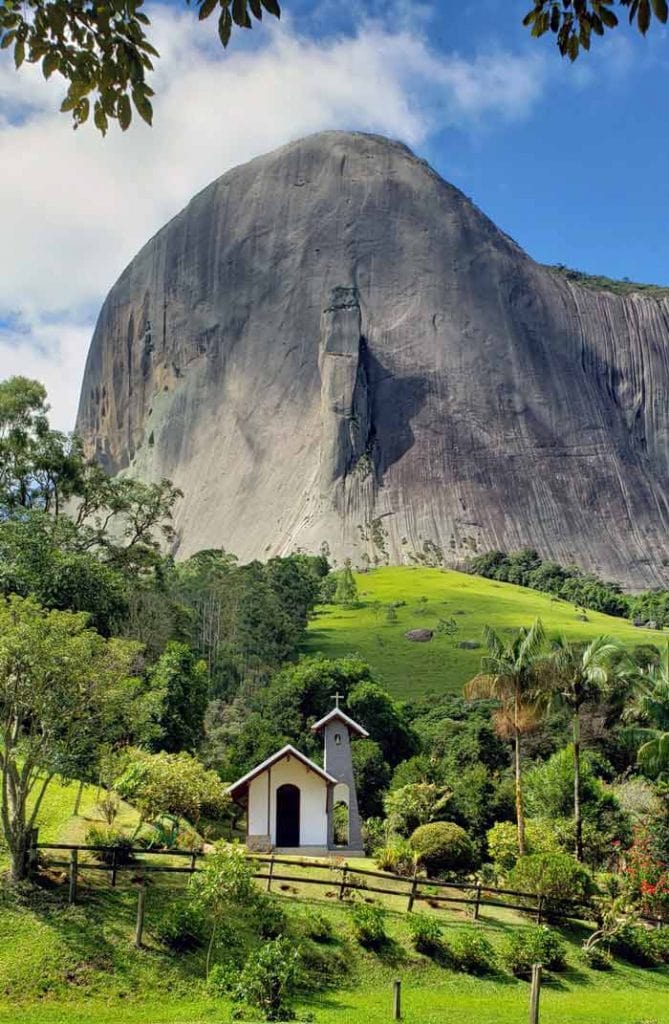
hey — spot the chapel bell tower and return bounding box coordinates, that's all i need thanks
[311,695,368,854]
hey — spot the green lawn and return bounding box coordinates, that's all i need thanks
[304,567,659,698]
[0,881,666,1024]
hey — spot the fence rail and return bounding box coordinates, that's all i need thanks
[32,839,667,928]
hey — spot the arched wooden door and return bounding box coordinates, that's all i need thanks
[276,784,300,846]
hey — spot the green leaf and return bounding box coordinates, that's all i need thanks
[599,6,619,27]
[218,7,232,45]
[94,103,109,135]
[260,0,280,17]
[75,97,90,125]
[637,0,651,32]
[132,88,153,125]
[14,38,24,69]
[117,93,132,131]
[232,0,252,27]
[0,31,16,50]
[249,0,262,18]
[198,0,218,21]
[652,0,669,21]
[42,52,60,79]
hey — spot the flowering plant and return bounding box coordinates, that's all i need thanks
[622,826,669,919]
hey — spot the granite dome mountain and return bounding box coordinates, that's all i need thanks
[76,131,669,588]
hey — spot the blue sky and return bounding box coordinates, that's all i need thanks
[288,0,669,283]
[0,0,667,429]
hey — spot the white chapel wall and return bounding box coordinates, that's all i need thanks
[247,756,328,846]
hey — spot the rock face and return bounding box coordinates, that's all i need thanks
[76,131,669,588]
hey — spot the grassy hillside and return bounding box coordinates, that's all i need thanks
[1,777,667,1024]
[304,567,659,699]
[0,869,666,1024]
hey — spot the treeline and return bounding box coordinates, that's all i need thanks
[468,549,669,627]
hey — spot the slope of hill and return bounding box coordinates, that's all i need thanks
[304,567,658,698]
[0,845,667,1024]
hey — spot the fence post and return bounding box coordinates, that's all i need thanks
[134,883,147,949]
[266,855,275,893]
[68,848,78,905]
[393,979,402,1020]
[190,850,197,875]
[110,847,118,888]
[472,883,482,921]
[529,962,542,1024]
[338,864,349,901]
[535,894,544,925]
[407,868,419,913]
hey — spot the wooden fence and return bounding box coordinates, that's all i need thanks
[32,839,667,929]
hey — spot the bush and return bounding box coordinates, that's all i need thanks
[508,852,594,913]
[350,904,387,950]
[612,925,660,967]
[580,945,613,971]
[206,962,238,996]
[255,897,288,939]
[231,937,301,1021]
[152,901,205,951]
[407,913,443,957]
[486,820,559,874]
[501,926,567,977]
[375,837,416,876]
[362,817,387,856]
[650,927,669,964]
[297,940,350,990]
[85,825,135,866]
[300,909,335,944]
[445,927,496,974]
[410,822,476,876]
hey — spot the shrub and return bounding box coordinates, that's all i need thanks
[362,817,387,856]
[152,901,205,951]
[206,962,238,997]
[297,940,350,990]
[650,927,669,964]
[231,937,301,1021]
[375,837,416,876]
[612,925,660,967]
[507,852,594,914]
[501,926,567,977]
[445,927,496,974]
[254,897,288,940]
[350,904,387,950]
[407,913,443,957]
[580,945,613,971]
[486,820,559,874]
[85,825,135,866]
[300,909,334,944]
[410,822,476,876]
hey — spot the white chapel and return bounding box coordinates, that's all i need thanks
[226,699,368,855]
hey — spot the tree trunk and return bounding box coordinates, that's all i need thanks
[73,779,85,817]
[573,710,583,862]
[514,731,525,856]
[8,828,31,884]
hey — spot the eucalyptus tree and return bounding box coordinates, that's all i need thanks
[464,619,550,856]
[544,634,623,861]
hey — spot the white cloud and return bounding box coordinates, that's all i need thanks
[0,9,547,430]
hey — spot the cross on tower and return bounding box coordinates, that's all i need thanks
[331,692,344,709]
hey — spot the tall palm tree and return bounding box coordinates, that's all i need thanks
[624,642,669,780]
[544,635,623,861]
[464,619,549,856]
